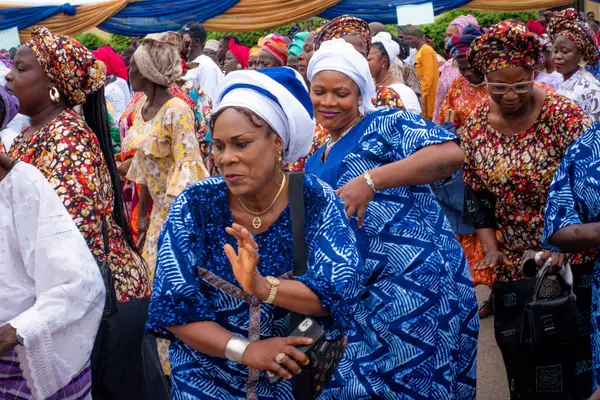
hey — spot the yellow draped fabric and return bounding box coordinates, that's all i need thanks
[463,0,574,12]
[203,0,343,32]
[5,0,129,42]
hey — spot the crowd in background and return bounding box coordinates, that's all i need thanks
[3,7,600,400]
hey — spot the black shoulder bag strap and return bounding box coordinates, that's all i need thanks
[288,172,314,399]
[289,171,307,332]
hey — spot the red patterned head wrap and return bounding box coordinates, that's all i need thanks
[314,15,371,53]
[548,8,600,66]
[468,20,543,75]
[263,34,291,65]
[27,26,106,106]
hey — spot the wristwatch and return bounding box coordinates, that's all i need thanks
[264,276,280,304]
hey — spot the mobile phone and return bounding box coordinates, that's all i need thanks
[268,318,325,384]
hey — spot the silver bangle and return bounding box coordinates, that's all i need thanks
[364,171,377,193]
[225,336,250,364]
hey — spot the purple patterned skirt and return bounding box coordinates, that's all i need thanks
[0,350,91,400]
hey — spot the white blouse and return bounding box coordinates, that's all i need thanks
[557,68,600,122]
[0,162,105,399]
[388,82,422,115]
[105,77,132,120]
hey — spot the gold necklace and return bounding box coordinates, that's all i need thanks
[237,173,287,229]
[323,114,363,161]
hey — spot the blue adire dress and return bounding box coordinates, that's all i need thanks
[543,123,600,390]
[146,174,364,400]
[306,108,480,400]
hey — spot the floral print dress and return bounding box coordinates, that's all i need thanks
[119,86,200,240]
[372,86,405,109]
[462,92,592,282]
[1,109,150,302]
[124,97,208,274]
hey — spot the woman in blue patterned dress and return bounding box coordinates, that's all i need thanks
[305,39,479,399]
[146,67,364,399]
[543,122,600,398]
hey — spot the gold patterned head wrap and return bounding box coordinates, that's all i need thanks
[27,26,106,106]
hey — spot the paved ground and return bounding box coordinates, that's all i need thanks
[476,286,510,400]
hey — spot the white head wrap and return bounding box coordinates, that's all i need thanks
[372,31,400,61]
[213,67,315,163]
[308,39,377,114]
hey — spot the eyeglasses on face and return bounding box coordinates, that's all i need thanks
[484,73,535,95]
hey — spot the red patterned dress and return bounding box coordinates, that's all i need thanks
[462,92,592,283]
[3,109,150,302]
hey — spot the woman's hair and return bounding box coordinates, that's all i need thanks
[372,42,391,66]
[82,88,137,252]
[222,35,241,46]
[393,37,411,60]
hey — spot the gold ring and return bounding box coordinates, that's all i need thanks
[275,352,287,364]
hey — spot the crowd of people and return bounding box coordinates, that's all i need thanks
[2,7,600,400]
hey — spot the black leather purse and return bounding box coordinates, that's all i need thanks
[289,172,346,400]
[521,266,581,348]
[100,218,119,319]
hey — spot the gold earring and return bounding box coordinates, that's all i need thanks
[237,63,242,69]
[277,151,283,162]
[49,87,60,103]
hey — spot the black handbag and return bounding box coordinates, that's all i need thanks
[288,172,346,400]
[100,218,119,319]
[521,266,581,348]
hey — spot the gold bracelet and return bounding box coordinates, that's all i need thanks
[264,276,280,304]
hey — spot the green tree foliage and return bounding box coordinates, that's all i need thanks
[73,32,109,50]
[109,34,134,52]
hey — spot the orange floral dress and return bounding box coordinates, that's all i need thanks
[2,109,150,302]
[439,75,489,129]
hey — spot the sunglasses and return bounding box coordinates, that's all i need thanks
[485,73,535,95]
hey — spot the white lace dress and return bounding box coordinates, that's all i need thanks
[0,162,105,399]
[557,68,600,122]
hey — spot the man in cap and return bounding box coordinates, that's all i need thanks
[180,22,223,101]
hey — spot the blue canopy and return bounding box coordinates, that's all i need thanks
[98,0,240,36]
[320,0,472,22]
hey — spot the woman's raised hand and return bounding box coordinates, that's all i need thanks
[225,223,263,297]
